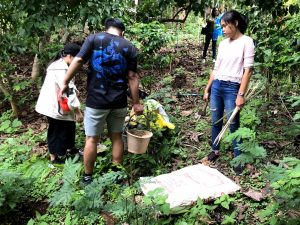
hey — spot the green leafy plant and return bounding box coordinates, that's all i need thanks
[224,128,266,167]
[0,169,33,215]
[128,21,172,61]
[51,157,128,217]
[222,211,237,225]
[240,104,261,130]
[214,194,236,210]
[0,110,22,134]
[259,157,300,224]
[176,198,216,224]
[143,187,171,215]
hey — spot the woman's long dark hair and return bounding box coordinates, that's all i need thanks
[47,43,81,68]
[212,7,219,18]
[221,10,248,34]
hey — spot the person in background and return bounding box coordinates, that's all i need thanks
[59,18,143,184]
[203,10,255,174]
[35,43,83,164]
[202,7,223,63]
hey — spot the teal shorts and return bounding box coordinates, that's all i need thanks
[84,107,127,136]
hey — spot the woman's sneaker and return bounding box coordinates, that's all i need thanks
[51,155,66,164]
[233,164,244,175]
[207,151,220,162]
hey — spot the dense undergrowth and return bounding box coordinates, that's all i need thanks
[1,6,300,225]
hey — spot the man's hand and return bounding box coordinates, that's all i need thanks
[235,95,245,109]
[58,82,69,99]
[132,103,143,115]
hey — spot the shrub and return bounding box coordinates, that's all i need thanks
[0,169,33,215]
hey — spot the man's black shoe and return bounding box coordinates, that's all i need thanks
[81,175,93,185]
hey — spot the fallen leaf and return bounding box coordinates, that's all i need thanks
[200,157,210,166]
[288,210,300,219]
[278,141,293,148]
[243,189,267,201]
[246,164,257,174]
[251,172,261,178]
[172,95,178,102]
[21,111,28,116]
[261,140,278,149]
[261,182,273,195]
[181,110,193,116]
[236,203,249,222]
[40,123,47,131]
[188,131,202,142]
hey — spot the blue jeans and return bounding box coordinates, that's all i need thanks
[210,80,241,157]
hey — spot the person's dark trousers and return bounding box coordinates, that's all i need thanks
[212,40,217,60]
[47,117,76,157]
[202,33,213,59]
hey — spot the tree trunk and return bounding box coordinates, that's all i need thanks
[31,35,50,81]
[61,28,70,44]
[0,79,19,118]
[31,53,40,81]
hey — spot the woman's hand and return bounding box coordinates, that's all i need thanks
[203,92,210,102]
[236,95,245,109]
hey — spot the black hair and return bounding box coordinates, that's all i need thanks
[63,43,81,57]
[48,43,81,66]
[212,7,219,17]
[221,10,248,34]
[105,18,125,32]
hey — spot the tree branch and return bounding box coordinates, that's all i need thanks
[160,5,192,23]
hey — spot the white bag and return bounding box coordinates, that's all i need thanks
[140,164,240,213]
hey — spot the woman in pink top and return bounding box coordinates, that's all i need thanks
[203,10,255,174]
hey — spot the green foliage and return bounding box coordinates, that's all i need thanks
[240,104,261,130]
[176,198,216,224]
[245,6,300,83]
[143,187,171,215]
[51,157,128,217]
[214,194,236,210]
[16,158,61,199]
[259,157,300,224]
[224,128,266,167]
[128,21,172,61]
[0,110,22,134]
[221,211,237,225]
[0,169,33,215]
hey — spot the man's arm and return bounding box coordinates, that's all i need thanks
[128,70,143,115]
[59,57,83,97]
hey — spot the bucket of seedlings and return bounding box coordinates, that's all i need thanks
[124,114,153,154]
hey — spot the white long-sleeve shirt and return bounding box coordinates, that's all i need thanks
[35,58,78,121]
[214,35,255,83]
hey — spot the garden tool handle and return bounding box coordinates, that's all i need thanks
[200,101,209,116]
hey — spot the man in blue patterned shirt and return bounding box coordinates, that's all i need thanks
[60,18,143,184]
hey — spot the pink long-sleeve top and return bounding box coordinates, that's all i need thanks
[213,35,255,83]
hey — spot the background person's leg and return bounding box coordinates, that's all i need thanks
[212,39,217,60]
[203,33,212,59]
